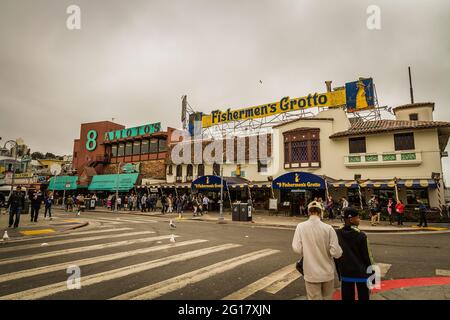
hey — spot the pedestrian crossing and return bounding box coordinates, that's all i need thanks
[0,226,404,300]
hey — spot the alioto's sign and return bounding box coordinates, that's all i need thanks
[104,122,161,142]
[196,78,375,129]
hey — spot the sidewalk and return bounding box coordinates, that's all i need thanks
[86,207,450,233]
[0,208,89,240]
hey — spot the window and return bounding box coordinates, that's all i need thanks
[141,140,149,154]
[159,139,167,152]
[118,143,125,157]
[167,165,173,175]
[257,160,268,173]
[133,141,141,155]
[213,163,221,176]
[394,133,415,151]
[349,137,366,154]
[176,165,183,182]
[406,189,429,205]
[74,152,78,158]
[186,164,193,181]
[149,139,158,153]
[125,142,133,156]
[111,145,117,157]
[197,164,205,176]
[283,129,320,166]
[409,113,418,121]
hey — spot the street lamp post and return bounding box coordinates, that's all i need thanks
[115,162,122,212]
[219,166,224,222]
[1,140,19,200]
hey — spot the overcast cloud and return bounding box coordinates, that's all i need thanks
[0,0,449,180]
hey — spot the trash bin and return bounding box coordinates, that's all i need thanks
[22,200,30,215]
[232,203,241,221]
[239,203,252,222]
[90,199,96,210]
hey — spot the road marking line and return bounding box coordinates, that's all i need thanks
[223,264,298,300]
[377,263,392,278]
[20,229,55,236]
[263,269,301,295]
[0,231,155,253]
[0,235,179,266]
[0,239,206,283]
[1,228,132,243]
[112,248,280,300]
[0,243,240,300]
[436,269,450,276]
[80,216,157,224]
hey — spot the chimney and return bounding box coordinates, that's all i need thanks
[325,81,332,93]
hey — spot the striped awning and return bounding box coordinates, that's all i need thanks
[331,179,437,188]
[249,183,272,189]
[328,180,359,188]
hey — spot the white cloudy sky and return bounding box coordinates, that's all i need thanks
[0,0,449,180]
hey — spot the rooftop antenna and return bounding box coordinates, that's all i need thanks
[408,66,414,104]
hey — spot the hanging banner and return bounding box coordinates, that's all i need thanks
[193,78,375,129]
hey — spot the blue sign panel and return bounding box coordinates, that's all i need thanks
[192,175,227,190]
[272,172,325,190]
[345,78,375,112]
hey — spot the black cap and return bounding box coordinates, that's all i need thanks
[342,207,359,219]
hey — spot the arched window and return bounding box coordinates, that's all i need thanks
[213,163,221,176]
[186,164,193,181]
[176,165,183,182]
[197,164,205,177]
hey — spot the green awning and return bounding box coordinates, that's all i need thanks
[88,173,139,192]
[48,176,78,191]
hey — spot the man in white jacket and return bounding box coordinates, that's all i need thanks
[292,201,343,300]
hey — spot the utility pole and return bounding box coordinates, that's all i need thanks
[408,66,414,104]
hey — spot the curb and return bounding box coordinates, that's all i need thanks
[74,209,448,233]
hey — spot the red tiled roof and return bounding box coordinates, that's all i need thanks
[330,120,450,138]
[272,117,334,128]
[393,102,435,113]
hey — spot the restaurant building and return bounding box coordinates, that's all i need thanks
[166,102,450,213]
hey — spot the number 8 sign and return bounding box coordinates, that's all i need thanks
[86,130,97,151]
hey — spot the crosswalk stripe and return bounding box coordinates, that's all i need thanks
[0,228,133,244]
[223,264,298,300]
[78,216,157,224]
[0,243,240,300]
[436,269,450,276]
[0,239,207,283]
[377,263,392,277]
[112,249,280,300]
[264,269,301,294]
[0,231,155,253]
[0,235,180,266]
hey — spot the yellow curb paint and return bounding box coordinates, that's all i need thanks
[20,229,56,236]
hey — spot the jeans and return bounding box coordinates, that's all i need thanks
[397,214,404,225]
[44,206,52,218]
[9,206,21,228]
[419,211,428,227]
[30,206,40,222]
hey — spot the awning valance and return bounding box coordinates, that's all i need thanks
[88,173,139,192]
[191,175,250,190]
[48,176,78,191]
[330,179,437,188]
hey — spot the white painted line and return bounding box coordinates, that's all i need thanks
[82,216,157,224]
[0,235,179,266]
[0,243,241,300]
[0,238,206,283]
[0,231,155,253]
[436,269,450,276]
[223,264,298,300]
[112,249,280,300]
[263,269,301,295]
[377,263,392,278]
[0,228,132,244]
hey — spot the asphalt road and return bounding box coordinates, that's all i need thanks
[0,209,449,300]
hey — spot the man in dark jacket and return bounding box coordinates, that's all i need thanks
[6,186,25,228]
[30,189,44,222]
[416,198,428,227]
[336,207,375,300]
